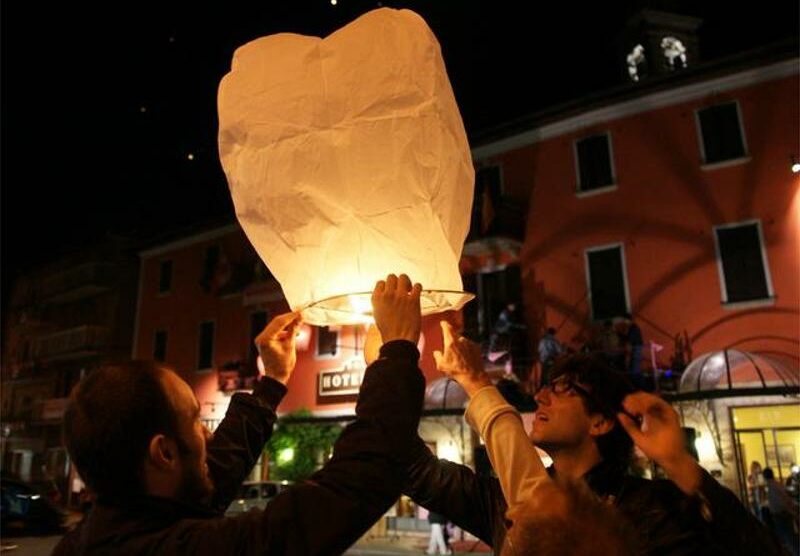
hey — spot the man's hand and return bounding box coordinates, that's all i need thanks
[617,392,702,495]
[371,274,422,344]
[433,321,491,398]
[254,311,302,385]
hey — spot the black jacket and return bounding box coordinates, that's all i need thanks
[54,341,424,556]
[403,437,787,555]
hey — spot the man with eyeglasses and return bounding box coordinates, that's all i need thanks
[402,321,784,554]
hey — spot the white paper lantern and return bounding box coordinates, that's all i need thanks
[218,8,474,325]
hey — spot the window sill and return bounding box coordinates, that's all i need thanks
[575,184,618,198]
[721,297,775,311]
[196,367,214,374]
[701,156,751,171]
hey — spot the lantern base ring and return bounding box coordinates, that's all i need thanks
[300,290,475,326]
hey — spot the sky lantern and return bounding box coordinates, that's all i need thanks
[218,8,474,325]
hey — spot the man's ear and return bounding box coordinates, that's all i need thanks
[147,434,179,470]
[588,414,615,438]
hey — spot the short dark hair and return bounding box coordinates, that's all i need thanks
[63,360,183,502]
[763,467,775,480]
[550,354,636,472]
[546,327,556,335]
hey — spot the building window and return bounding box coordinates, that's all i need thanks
[198,321,215,370]
[200,245,221,292]
[469,165,503,239]
[316,326,338,358]
[575,133,615,193]
[697,102,747,165]
[249,311,268,372]
[585,244,630,321]
[158,260,173,294]
[714,221,773,304]
[153,330,168,362]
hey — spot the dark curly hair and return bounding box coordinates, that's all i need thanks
[549,354,637,473]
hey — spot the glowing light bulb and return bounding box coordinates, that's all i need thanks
[278,447,295,464]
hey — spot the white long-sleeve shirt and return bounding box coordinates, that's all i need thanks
[464,386,549,510]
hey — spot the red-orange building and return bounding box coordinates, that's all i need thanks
[470,49,799,496]
[474,54,798,379]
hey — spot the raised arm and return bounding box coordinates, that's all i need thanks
[435,320,550,509]
[206,311,301,513]
[618,392,786,555]
[247,274,427,554]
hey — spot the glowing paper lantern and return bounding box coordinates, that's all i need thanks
[218,8,474,325]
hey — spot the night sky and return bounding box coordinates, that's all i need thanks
[1,1,797,291]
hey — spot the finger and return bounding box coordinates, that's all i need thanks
[398,274,412,293]
[385,274,398,294]
[373,279,386,295]
[262,311,300,339]
[620,392,649,417]
[410,282,422,299]
[617,412,643,442]
[439,320,456,349]
[433,350,444,369]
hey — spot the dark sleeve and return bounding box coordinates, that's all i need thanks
[403,435,506,546]
[173,340,425,556]
[206,376,287,514]
[693,470,787,555]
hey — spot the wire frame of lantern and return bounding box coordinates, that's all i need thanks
[302,290,474,325]
[678,349,799,400]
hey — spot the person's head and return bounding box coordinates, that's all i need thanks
[501,477,637,556]
[762,467,775,481]
[751,461,762,473]
[532,354,636,471]
[546,327,556,336]
[63,360,214,505]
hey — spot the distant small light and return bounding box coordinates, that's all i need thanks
[331,0,337,5]
[139,106,147,113]
[187,153,195,161]
[792,162,800,173]
[169,36,176,43]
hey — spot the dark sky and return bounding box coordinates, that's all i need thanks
[1,0,797,284]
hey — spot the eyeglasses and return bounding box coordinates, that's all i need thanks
[537,376,593,400]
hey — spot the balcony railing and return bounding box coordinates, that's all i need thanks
[34,325,109,361]
[39,263,115,303]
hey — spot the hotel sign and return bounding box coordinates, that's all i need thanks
[318,361,366,397]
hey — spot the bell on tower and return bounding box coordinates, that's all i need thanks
[621,8,702,83]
